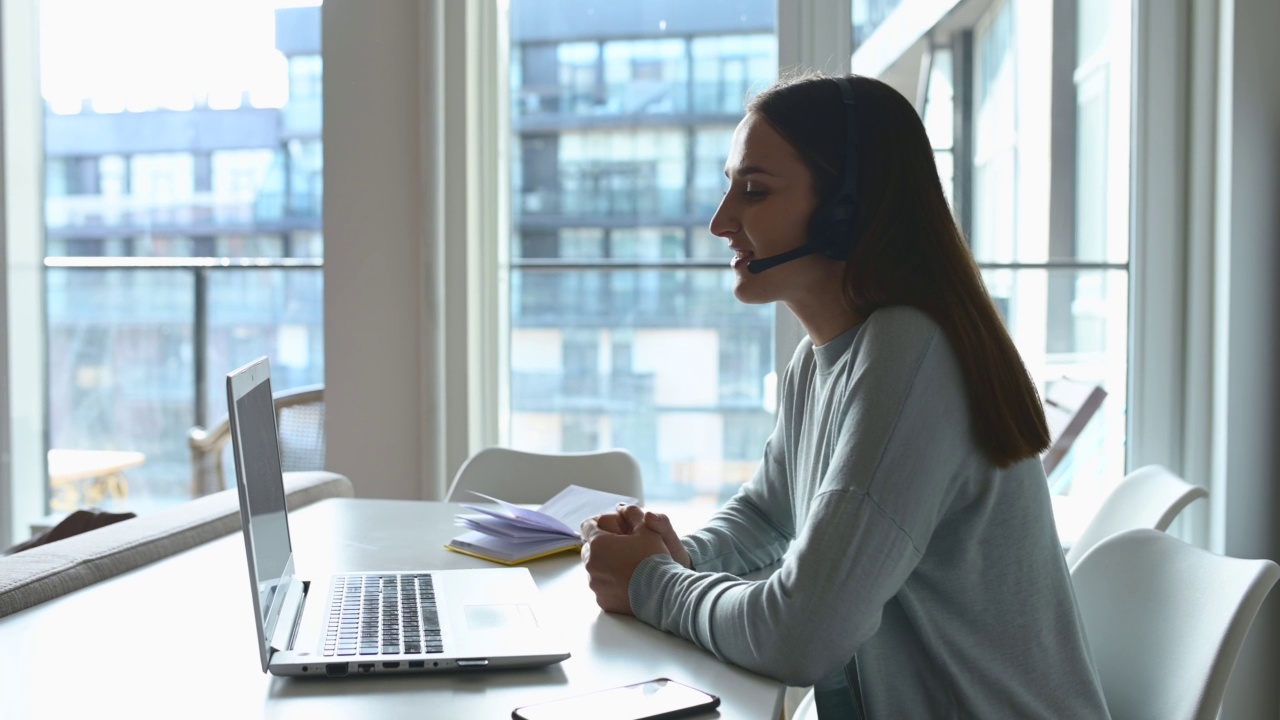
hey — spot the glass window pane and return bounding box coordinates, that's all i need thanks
[972,0,1018,264]
[982,268,1128,499]
[852,0,906,48]
[1072,1,1129,266]
[1074,70,1112,263]
[508,3,777,505]
[204,268,325,427]
[922,48,954,149]
[46,269,195,508]
[41,0,324,511]
[962,0,1131,504]
[510,269,773,502]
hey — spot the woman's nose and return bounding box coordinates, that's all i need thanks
[708,194,738,238]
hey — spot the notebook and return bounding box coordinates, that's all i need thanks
[227,356,571,677]
[447,485,639,565]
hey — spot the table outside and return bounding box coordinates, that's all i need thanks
[46,448,145,511]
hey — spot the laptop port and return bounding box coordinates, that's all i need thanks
[325,664,348,677]
[408,661,425,669]
[382,662,400,669]
[357,663,374,673]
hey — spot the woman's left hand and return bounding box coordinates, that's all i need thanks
[580,507,672,615]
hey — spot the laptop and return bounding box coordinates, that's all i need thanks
[227,356,571,677]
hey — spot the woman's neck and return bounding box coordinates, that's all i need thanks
[787,301,865,346]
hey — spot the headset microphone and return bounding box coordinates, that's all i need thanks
[742,77,860,275]
[745,244,823,274]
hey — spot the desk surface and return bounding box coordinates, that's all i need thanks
[0,498,781,720]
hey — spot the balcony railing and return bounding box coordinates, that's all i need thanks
[44,257,324,507]
[515,79,769,122]
[45,190,322,232]
[518,187,689,219]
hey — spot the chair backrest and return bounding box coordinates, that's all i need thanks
[791,687,816,720]
[188,384,325,497]
[1065,464,1208,569]
[1042,377,1107,478]
[1070,529,1280,720]
[275,385,326,472]
[446,447,644,505]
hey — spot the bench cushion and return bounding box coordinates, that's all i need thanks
[0,471,353,618]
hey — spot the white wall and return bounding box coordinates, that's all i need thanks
[323,0,494,501]
[322,2,431,500]
[1213,0,1280,715]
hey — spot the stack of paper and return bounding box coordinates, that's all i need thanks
[446,484,640,565]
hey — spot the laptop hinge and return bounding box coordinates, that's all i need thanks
[270,578,310,654]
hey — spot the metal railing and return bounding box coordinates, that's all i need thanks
[44,256,323,429]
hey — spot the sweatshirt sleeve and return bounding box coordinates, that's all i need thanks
[629,311,971,687]
[678,427,794,576]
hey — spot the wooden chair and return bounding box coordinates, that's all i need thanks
[188,384,325,497]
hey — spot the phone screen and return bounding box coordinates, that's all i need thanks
[512,678,720,720]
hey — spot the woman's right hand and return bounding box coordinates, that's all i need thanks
[641,510,692,569]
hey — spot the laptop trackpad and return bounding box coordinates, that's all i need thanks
[465,604,537,631]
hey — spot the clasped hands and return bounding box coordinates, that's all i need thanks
[579,504,692,615]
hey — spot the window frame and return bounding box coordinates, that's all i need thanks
[0,0,48,547]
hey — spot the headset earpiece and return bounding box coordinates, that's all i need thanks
[807,77,860,261]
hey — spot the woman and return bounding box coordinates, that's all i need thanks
[580,73,1108,718]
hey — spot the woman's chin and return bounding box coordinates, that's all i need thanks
[732,279,773,305]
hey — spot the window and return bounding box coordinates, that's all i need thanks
[40,0,323,511]
[921,47,955,208]
[920,0,1132,498]
[852,0,906,47]
[506,2,778,504]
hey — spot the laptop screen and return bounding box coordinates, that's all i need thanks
[228,357,296,671]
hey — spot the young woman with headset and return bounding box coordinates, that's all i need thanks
[579,73,1108,717]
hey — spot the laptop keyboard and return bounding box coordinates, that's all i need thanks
[323,573,444,657]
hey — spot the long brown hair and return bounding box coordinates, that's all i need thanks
[747,72,1050,467]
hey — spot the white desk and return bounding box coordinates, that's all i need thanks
[0,498,781,719]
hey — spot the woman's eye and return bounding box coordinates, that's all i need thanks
[743,185,767,198]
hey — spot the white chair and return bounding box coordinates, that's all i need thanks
[1071,528,1279,720]
[1065,464,1208,569]
[445,447,644,504]
[790,687,816,720]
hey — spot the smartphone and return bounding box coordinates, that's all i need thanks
[511,677,721,720]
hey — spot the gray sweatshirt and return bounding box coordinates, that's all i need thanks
[630,306,1109,718]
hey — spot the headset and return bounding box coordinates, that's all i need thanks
[746,76,861,274]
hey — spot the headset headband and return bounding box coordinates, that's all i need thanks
[831,76,859,211]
